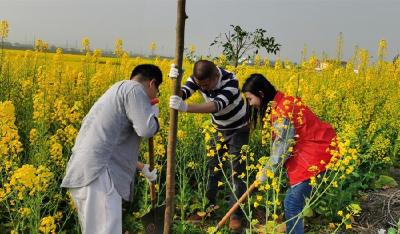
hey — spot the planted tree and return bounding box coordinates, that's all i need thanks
[211,25,280,67]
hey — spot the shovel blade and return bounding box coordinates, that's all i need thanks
[141,205,165,234]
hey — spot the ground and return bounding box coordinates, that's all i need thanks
[353,168,400,233]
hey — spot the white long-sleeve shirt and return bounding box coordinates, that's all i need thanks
[61,80,158,201]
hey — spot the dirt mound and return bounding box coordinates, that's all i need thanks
[354,168,400,233]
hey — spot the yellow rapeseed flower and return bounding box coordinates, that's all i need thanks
[0,20,9,39]
[253,201,259,208]
[39,215,56,234]
[337,210,343,216]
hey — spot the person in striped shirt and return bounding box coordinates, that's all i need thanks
[169,60,249,231]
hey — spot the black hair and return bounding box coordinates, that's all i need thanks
[193,60,217,81]
[242,73,277,128]
[130,64,163,87]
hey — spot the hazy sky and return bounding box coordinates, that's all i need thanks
[1,0,399,62]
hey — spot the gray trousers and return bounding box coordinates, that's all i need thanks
[206,125,250,219]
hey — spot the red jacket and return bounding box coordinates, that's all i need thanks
[270,91,336,185]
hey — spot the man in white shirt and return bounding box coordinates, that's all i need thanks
[61,64,162,234]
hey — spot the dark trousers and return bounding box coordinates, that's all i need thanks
[205,125,250,219]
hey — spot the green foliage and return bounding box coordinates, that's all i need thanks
[210,25,280,67]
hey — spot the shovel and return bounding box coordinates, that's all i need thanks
[141,137,165,234]
[141,99,165,234]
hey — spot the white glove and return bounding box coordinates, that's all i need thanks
[151,105,159,118]
[169,95,188,112]
[168,64,181,79]
[257,167,267,183]
[142,164,157,182]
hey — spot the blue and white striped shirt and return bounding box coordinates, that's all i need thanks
[181,67,248,130]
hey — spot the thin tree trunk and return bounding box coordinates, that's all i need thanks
[163,1,187,233]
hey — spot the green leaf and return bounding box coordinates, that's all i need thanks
[373,175,398,190]
[302,207,314,218]
[387,227,397,234]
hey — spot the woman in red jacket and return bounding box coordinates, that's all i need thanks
[242,74,336,234]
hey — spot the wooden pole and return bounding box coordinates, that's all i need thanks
[163,0,187,233]
[148,138,156,207]
[216,182,257,230]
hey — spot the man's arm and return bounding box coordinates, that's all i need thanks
[180,76,199,100]
[169,65,198,100]
[213,78,240,112]
[136,161,144,170]
[186,101,218,113]
[125,88,159,139]
[170,95,218,113]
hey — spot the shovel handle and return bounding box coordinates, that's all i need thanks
[148,99,158,208]
[217,182,257,229]
[148,137,156,207]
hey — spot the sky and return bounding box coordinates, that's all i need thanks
[1,0,399,62]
